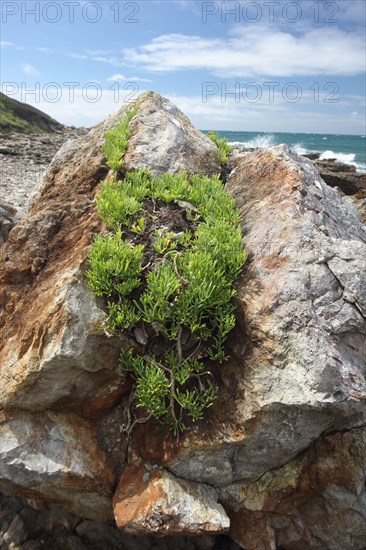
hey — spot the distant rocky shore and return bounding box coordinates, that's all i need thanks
[0,129,87,246]
[0,129,88,213]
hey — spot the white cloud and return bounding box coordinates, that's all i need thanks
[107,73,153,83]
[107,73,128,81]
[37,47,53,53]
[86,49,113,56]
[69,53,89,60]
[68,51,126,67]
[1,41,14,47]
[94,56,118,64]
[123,27,366,77]
[21,64,40,76]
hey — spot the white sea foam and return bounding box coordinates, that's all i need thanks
[229,134,276,149]
[319,150,356,163]
[355,162,366,173]
[319,150,366,172]
[228,137,365,173]
[292,143,307,156]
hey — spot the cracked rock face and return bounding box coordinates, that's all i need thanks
[222,426,366,550]
[131,145,365,545]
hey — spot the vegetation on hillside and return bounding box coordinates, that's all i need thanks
[0,92,63,135]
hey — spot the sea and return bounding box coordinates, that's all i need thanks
[211,131,366,173]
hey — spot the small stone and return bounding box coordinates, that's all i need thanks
[134,327,148,345]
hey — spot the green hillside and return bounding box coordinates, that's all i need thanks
[0,92,64,135]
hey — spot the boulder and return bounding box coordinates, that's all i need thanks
[133,145,365,545]
[0,92,219,416]
[141,146,365,488]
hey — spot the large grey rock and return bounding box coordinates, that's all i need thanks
[0,96,365,548]
[123,93,220,176]
[0,92,219,416]
[145,144,364,548]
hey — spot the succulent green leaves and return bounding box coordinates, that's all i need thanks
[86,110,246,434]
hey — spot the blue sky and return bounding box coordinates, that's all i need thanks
[1,0,365,133]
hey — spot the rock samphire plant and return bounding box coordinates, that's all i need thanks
[206,130,233,165]
[87,108,246,435]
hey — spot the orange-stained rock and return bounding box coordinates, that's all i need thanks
[113,461,229,535]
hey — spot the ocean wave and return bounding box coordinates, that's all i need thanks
[229,134,276,149]
[319,150,366,173]
[228,138,365,173]
[355,163,366,173]
[319,150,355,162]
[319,150,355,163]
[292,143,307,156]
